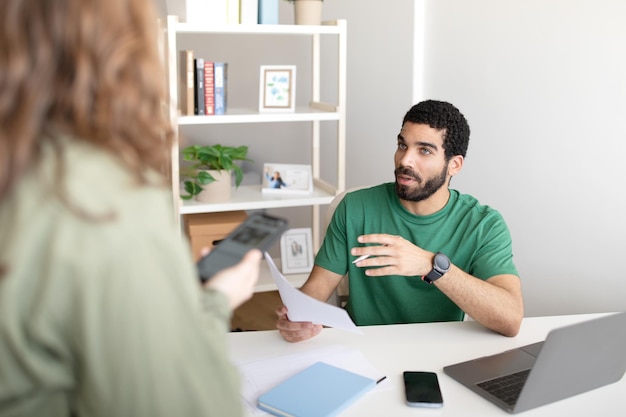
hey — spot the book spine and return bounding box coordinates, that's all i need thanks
[194,58,205,115]
[214,62,227,115]
[179,50,194,116]
[258,0,279,25]
[204,61,215,116]
[226,0,240,24]
[240,0,259,25]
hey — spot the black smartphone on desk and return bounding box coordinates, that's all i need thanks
[403,371,444,408]
[197,212,288,283]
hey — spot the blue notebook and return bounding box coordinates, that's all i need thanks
[257,362,376,417]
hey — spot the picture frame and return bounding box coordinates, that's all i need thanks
[262,163,313,195]
[259,65,296,112]
[280,228,314,274]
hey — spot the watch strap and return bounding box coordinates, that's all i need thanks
[423,252,450,284]
[423,268,443,284]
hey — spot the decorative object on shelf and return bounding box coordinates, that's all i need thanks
[280,228,314,274]
[259,65,296,112]
[240,0,259,25]
[286,0,323,26]
[258,0,279,24]
[194,169,231,203]
[180,144,251,202]
[226,0,240,24]
[262,163,313,195]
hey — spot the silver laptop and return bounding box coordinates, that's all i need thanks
[444,312,626,414]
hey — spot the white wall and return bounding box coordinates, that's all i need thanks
[313,0,626,317]
[321,0,417,188]
[421,0,626,316]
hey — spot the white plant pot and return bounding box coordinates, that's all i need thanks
[294,0,322,26]
[195,170,232,203]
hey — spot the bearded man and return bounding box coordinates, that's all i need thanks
[276,100,524,342]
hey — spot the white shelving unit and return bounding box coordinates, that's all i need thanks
[164,16,347,251]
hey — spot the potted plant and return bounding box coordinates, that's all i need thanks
[180,144,252,203]
[285,0,323,26]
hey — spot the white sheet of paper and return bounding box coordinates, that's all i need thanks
[236,346,389,415]
[264,252,361,334]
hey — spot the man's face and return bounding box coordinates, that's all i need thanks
[394,122,449,202]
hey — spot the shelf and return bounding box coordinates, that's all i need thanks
[173,20,345,36]
[177,106,340,125]
[164,15,346,250]
[180,185,335,214]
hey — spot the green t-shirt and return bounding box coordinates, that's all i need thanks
[315,183,519,326]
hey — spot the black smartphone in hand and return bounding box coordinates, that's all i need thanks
[403,371,444,408]
[196,212,288,283]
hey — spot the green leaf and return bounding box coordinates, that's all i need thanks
[197,171,216,185]
[232,165,244,187]
[184,180,202,197]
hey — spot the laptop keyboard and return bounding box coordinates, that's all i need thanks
[476,369,531,406]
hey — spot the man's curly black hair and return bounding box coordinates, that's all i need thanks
[402,100,470,161]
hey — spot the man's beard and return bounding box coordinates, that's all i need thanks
[394,164,448,202]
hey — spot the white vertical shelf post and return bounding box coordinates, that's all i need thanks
[166,16,182,230]
[336,19,347,193]
[311,31,322,249]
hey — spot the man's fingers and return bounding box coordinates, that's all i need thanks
[275,305,288,319]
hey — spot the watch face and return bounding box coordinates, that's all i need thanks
[435,253,450,271]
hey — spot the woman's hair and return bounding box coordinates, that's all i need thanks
[0,0,174,201]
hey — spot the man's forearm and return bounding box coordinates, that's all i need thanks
[299,265,344,303]
[434,266,523,336]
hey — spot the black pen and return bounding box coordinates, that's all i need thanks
[376,376,387,384]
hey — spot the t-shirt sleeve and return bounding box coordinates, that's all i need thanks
[315,196,351,276]
[469,211,519,280]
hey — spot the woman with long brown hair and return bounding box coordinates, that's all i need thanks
[0,1,259,415]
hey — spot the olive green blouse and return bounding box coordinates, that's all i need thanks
[0,139,242,417]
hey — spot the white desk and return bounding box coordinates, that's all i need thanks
[228,313,626,416]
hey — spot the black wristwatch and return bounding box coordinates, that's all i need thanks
[423,252,451,284]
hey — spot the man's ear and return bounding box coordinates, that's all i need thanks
[448,155,464,177]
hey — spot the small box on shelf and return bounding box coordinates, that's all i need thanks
[184,211,247,261]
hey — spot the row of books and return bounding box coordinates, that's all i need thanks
[179,50,228,116]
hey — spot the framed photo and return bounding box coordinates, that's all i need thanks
[280,228,314,274]
[259,65,296,112]
[262,163,313,195]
